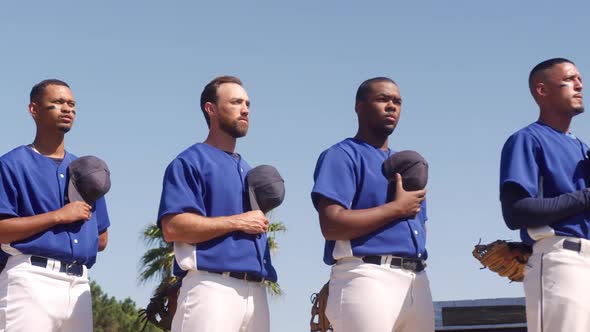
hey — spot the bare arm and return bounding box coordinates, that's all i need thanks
[318,173,426,241]
[0,201,92,243]
[98,229,108,252]
[161,210,269,244]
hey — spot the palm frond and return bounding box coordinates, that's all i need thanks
[268,221,287,233]
[138,249,175,284]
[141,224,167,247]
[267,221,286,253]
[138,224,174,284]
[267,237,278,252]
[265,280,283,296]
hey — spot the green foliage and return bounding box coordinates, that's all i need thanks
[265,279,284,297]
[267,221,286,252]
[138,225,174,284]
[91,280,160,332]
[265,219,286,296]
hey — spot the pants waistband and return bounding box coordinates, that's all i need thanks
[208,271,265,283]
[30,256,86,277]
[362,255,426,272]
[534,236,589,255]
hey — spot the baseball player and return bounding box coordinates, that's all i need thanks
[0,79,111,331]
[311,77,434,332]
[158,76,276,332]
[500,58,590,331]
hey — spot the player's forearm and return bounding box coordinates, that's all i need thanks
[320,203,403,241]
[160,213,239,244]
[0,212,61,243]
[501,183,590,230]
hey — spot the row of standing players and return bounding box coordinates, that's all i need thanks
[0,57,588,331]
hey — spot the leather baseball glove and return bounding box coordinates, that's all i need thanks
[310,281,333,332]
[472,240,532,282]
[138,276,181,331]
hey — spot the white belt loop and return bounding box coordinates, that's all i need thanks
[52,258,60,272]
[579,238,590,257]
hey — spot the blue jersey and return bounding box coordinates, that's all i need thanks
[311,138,428,265]
[157,143,277,282]
[500,121,590,244]
[0,146,110,268]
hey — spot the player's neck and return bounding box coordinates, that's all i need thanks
[538,111,572,134]
[203,130,238,154]
[31,132,66,158]
[354,131,389,151]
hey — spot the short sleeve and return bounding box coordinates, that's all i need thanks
[421,199,428,222]
[0,161,19,218]
[500,132,540,198]
[94,196,110,233]
[311,147,357,210]
[157,158,206,227]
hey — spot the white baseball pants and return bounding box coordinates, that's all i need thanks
[524,236,590,332]
[171,270,270,332]
[326,257,434,332]
[0,255,91,332]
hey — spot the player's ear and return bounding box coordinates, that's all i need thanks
[28,102,39,120]
[536,82,547,98]
[354,100,363,115]
[204,102,216,119]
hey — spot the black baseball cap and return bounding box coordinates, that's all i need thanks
[67,156,111,205]
[382,150,428,191]
[246,165,285,214]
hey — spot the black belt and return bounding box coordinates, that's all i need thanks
[30,256,85,277]
[209,271,264,283]
[362,255,426,272]
[563,239,582,252]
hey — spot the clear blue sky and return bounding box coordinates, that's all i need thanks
[1,1,589,331]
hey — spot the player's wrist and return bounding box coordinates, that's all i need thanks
[51,210,64,225]
[227,215,243,232]
[385,201,402,220]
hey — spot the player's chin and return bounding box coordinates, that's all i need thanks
[573,105,585,115]
[232,123,249,138]
[58,125,72,133]
[378,124,396,137]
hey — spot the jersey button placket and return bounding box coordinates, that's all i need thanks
[409,225,421,257]
[57,161,68,205]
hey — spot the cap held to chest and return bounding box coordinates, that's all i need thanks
[67,156,111,205]
[246,165,285,214]
[382,150,428,201]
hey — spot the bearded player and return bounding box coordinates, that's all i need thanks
[158,76,276,332]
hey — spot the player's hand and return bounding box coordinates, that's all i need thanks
[54,201,92,224]
[392,173,426,218]
[235,210,269,235]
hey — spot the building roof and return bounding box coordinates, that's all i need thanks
[434,298,526,330]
